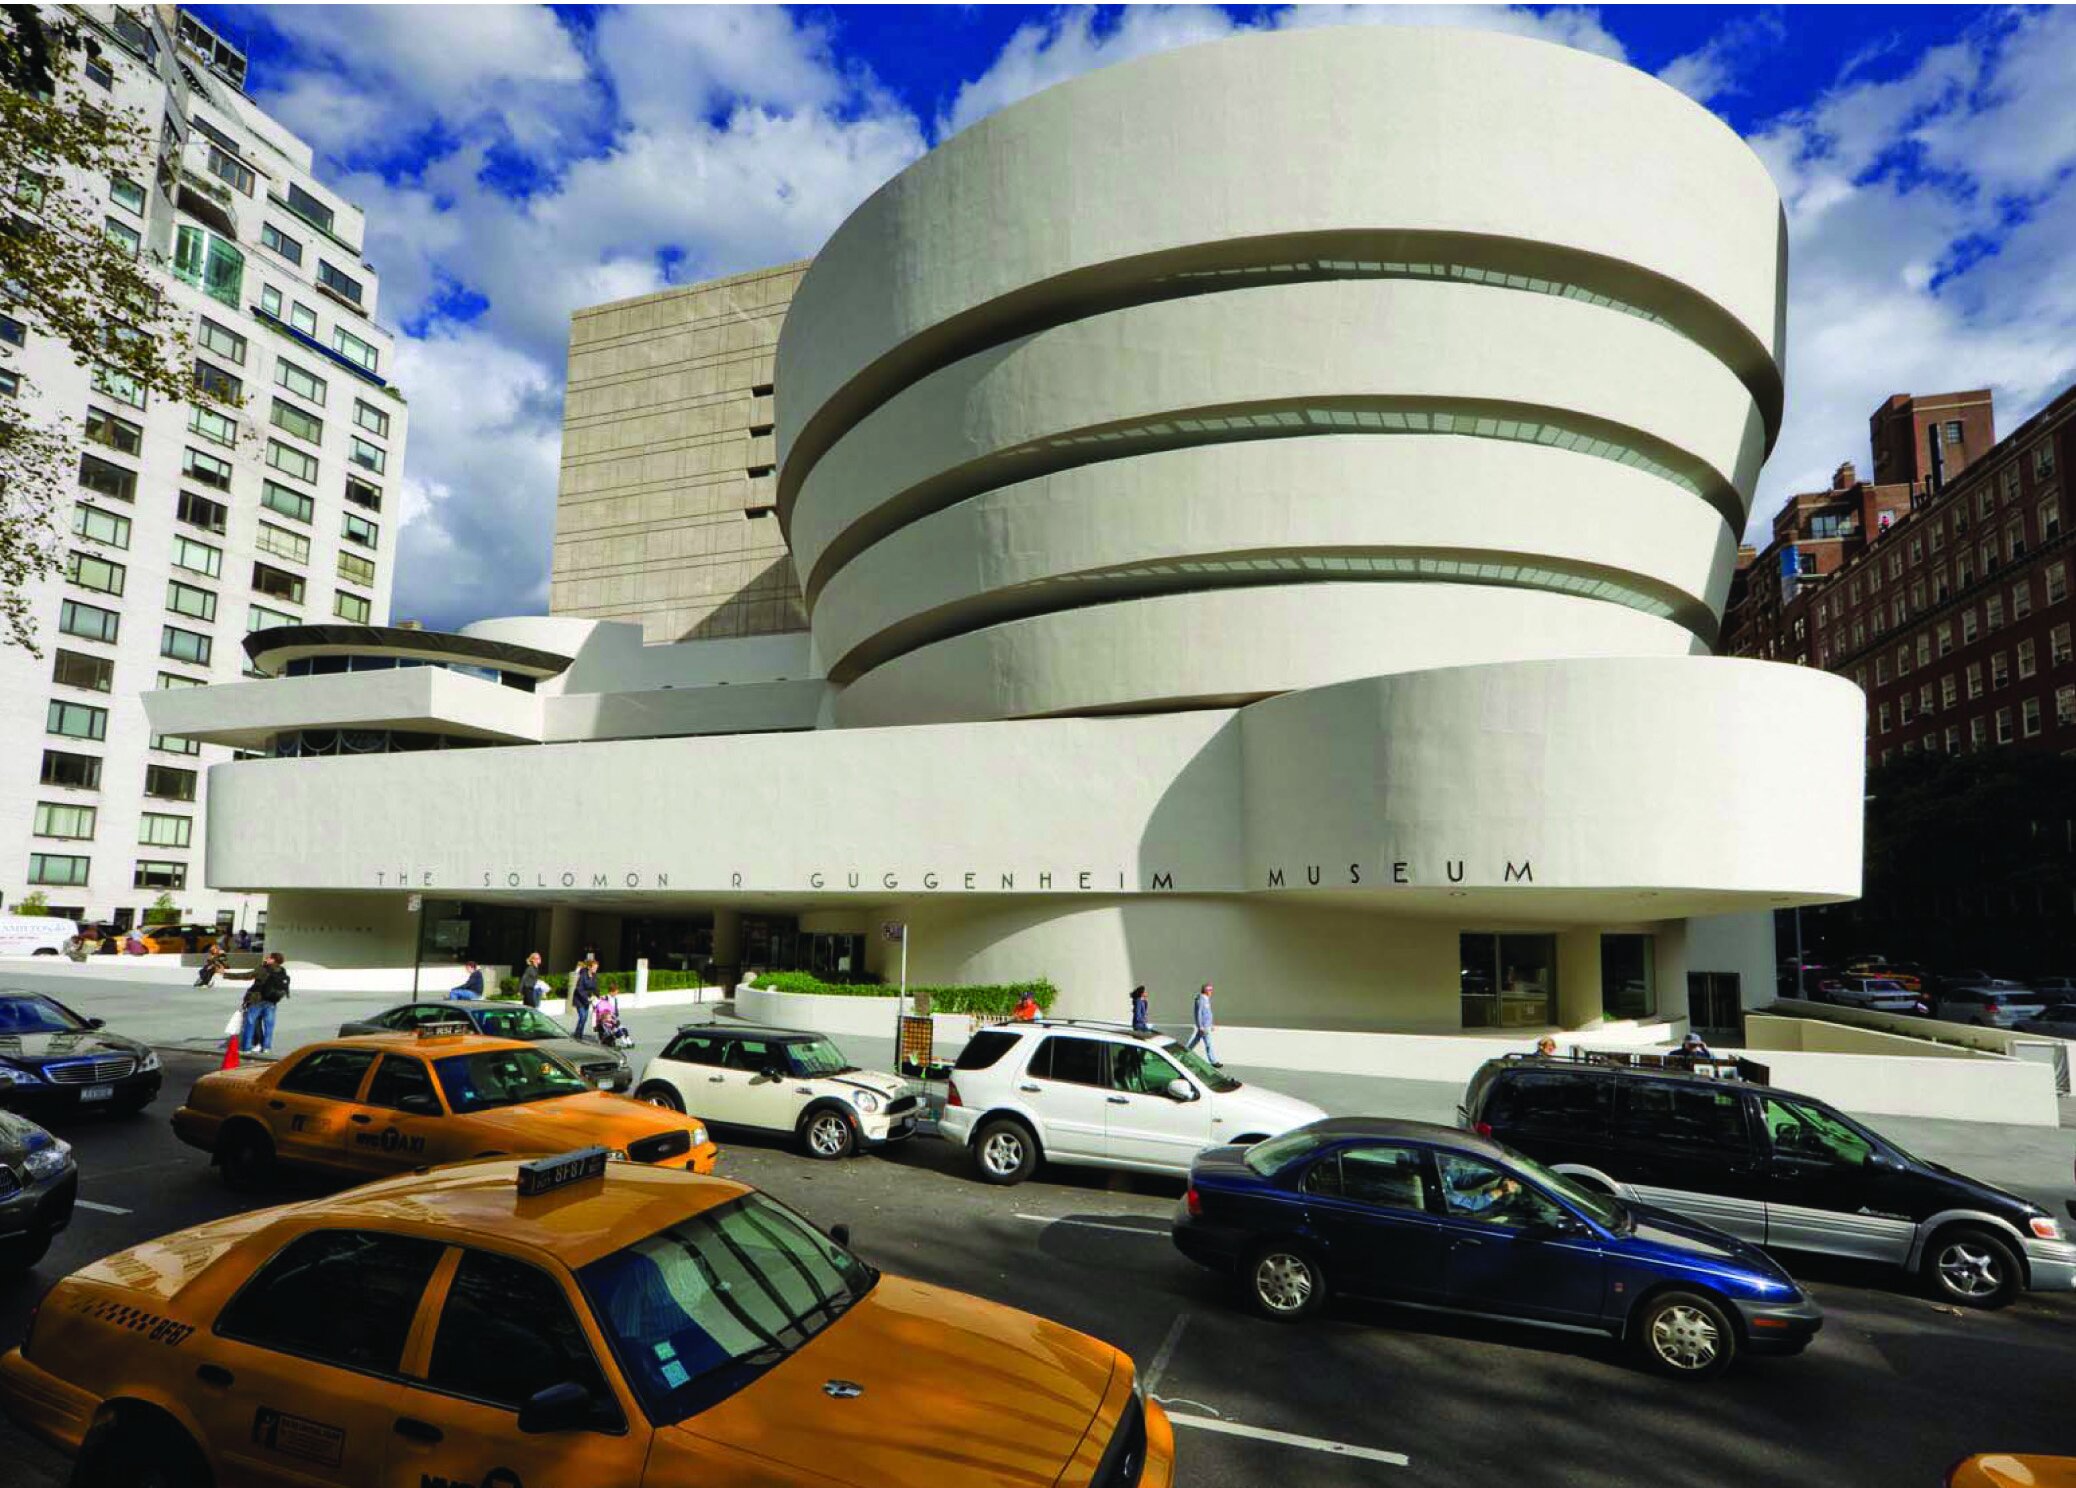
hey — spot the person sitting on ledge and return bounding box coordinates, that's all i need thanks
[448,959,484,1000]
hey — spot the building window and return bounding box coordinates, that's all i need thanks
[197,317,247,364]
[160,625,212,666]
[1942,673,1958,708]
[270,399,323,444]
[256,522,311,565]
[178,490,229,534]
[1962,609,1979,644]
[1897,645,1911,677]
[1946,725,1961,753]
[2007,521,2026,562]
[337,551,376,587]
[2036,442,2058,481]
[102,216,140,255]
[260,480,314,523]
[85,55,114,88]
[145,764,198,801]
[204,142,254,196]
[28,854,90,888]
[284,182,335,234]
[252,563,305,606]
[32,805,96,842]
[347,435,385,475]
[341,511,378,548]
[1971,716,1988,749]
[352,399,389,438]
[1877,702,1891,733]
[165,579,217,623]
[172,224,244,307]
[84,407,143,457]
[2050,563,2069,604]
[1996,707,2014,744]
[1919,682,1934,714]
[2020,638,2038,679]
[58,600,119,644]
[1915,634,1931,667]
[1992,651,2010,689]
[2060,686,2076,728]
[157,671,205,691]
[79,452,137,501]
[133,860,187,891]
[183,447,233,491]
[47,700,108,741]
[1980,487,1997,520]
[90,363,145,409]
[1459,933,1555,1029]
[260,284,282,318]
[333,591,371,624]
[72,503,131,549]
[66,550,125,596]
[0,367,16,397]
[1874,657,1889,686]
[52,648,114,693]
[276,358,326,405]
[2041,495,2062,541]
[151,733,201,756]
[171,534,222,578]
[1982,540,1998,574]
[265,440,319,484]
[260,221,303,264]
[332,327,378,373]
[1852,622,1864,649]
[1966,663,1983,699]
[2055,624,2073,665]
[138,813,192,848]
[40,750,101,790]
[248,605,298,634]
[291,302,317,336]
[1986,594,2005,630]
[1898,693,1913,724]
[1929,524,1945,553]
[1599,934,1656,1021]
[344,476,381,512]
[187,405,236,448]
[2014,580,2034,620]
[193,358,242,402]
[317,260,363,306]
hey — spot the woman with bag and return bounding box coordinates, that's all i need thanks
[571,958,599,1041]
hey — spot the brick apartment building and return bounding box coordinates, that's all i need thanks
[1722,385,2076,763]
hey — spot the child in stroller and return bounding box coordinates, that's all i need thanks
[591,990,634,1050]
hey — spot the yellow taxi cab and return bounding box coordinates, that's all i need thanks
[1949,1457,2076,1487]
[0,1150,1174,1488]
[172,1031,718,1185]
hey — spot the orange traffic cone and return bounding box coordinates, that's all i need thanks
[220,1032,240,1070]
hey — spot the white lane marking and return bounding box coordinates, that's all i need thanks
[1143,1314,1188,1394]
[75,1199,132,1215]
[1164,1412,1411,1467]
[1011,1212,1166,1236]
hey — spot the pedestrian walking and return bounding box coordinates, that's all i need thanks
[228,952,291,1055]
[571,957,600,1040]
[448,959,484,1000]
[518,951,544,1009]
[1130,984,1150,1033]
[1185,982,1220,1066]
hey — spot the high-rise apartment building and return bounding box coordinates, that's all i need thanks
[0,5,407,935]
[1869,389,1996,493]
[552,262,808,642]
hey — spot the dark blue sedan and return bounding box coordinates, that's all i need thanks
[1174,1117,1821,1379]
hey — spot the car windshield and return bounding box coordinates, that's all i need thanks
[578,1192,876,1424]
[1243,1127,1332,1176]
[472,1006,565,1041]
[1163,1039,1240,1093]
[0,994,85,1036]
[1503,1149,1630,1232]
[432,1047,587,1112]
[785,1038,854,1078]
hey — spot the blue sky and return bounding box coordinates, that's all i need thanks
[187,4,2076,632]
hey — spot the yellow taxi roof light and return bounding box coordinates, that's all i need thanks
[516,1146,611,1197]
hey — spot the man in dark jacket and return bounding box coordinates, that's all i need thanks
[448,960,484,1000]
[233,953,290,1055]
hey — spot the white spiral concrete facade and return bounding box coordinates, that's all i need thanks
[778,26,1784,725]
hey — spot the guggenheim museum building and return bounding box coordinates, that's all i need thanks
[150,26,1865,1046]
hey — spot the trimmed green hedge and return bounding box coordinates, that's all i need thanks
[751,970,1056,1017]
[494,968,706,1000]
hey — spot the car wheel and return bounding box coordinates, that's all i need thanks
[0,1233,50,1271]
[1247,1242,1325,1322]
[1634,1290,1737,1379]
[217,1124,275,1192]
[636,1082,684,1113]
[1926,1226,2021,1309]
[73,1411,210,1488]
[973,1118,1039,1185]
[802,1109,857,1160]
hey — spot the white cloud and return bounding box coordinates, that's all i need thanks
[1656,12,1785,107]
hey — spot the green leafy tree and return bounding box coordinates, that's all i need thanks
[6,888,48,914]
[2,8,224,653]
[142,890,179,926]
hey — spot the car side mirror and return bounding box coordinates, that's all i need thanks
[759,1065,783,1082]
[830,1223,851,1248]
[397,1092,440,1116]
[1165,1078,1198,1103]
[85,1017,105,1030]
[518,1381,597,1435]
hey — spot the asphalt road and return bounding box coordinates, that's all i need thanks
[1,1051,2072,1487]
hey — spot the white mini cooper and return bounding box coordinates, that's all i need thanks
[635,1023,922,1159]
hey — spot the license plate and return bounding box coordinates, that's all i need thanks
[79,1086,114,1103]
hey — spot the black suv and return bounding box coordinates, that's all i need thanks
[1462,1055,2076,1309]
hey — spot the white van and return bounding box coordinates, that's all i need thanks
[0,917,80,957]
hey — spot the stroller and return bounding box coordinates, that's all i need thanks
[591,995,635,1050]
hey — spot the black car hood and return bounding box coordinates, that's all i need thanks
[0,1028,149,1066]
[1914,1157,2044,1218]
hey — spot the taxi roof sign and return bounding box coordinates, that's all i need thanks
[516,1146,610,1197]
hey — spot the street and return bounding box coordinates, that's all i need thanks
[1,1049,2072,1487]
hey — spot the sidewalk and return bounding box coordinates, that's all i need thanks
[14,970,2071,1212]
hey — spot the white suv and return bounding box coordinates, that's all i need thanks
[939,1021,1327,1185]
[635,1024,920,1159]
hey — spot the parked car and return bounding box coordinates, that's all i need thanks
[1934,987,2050,1028]
[1173,1117,1820,1379]
[1840,956,1923,993]
[2022,976,2076,1005]
[1817,976,1926,1014]
[635,1024,922,1159]
[1461,1054,2076,1309]
[339,999,630,1090]
[1940,970,2022,992]
[0,918,78,959]
[0,991,162,1118]
[940,1020,1326,1185]
[0,1108,76,1270]
[135,924,220,955]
